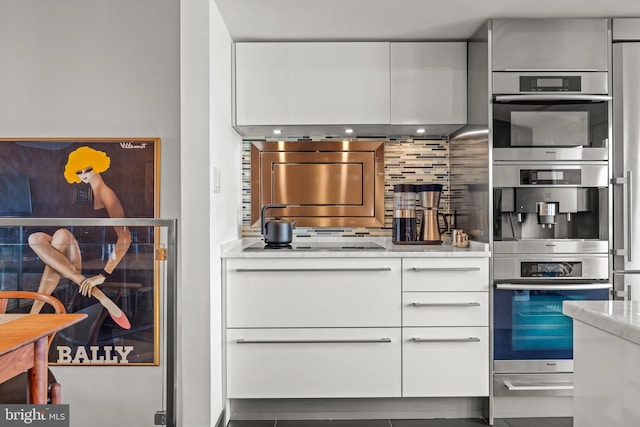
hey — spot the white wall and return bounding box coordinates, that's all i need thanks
[180,1,211,425]
[210,1,243,423]
[180,1,241,426]
[0,1,181,426]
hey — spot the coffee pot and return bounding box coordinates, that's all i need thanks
[418,184,447,244]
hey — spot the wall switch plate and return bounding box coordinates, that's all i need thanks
[213,166,221,193]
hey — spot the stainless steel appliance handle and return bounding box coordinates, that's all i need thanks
[236,338,392,344]
[411,302,481,307]
[628,170,634,262]
[412,337,480,343]
[494,94,612,102]
[613,272,640,299]
[503,379,573,391]
[503,68,602,72]
[410,267,480,272]
[235,268,392,272]
[614,171,633,262]
[496,283,612,291]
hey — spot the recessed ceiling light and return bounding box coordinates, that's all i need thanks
[416,128,426,134]
[345,128,354,134]
[273,129,282,135]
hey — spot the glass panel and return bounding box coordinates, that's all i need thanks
[511,292,572,351]
[494,287,610,360]
[493,101,608,149]
[511,111,588,147]
[0,219,176,427]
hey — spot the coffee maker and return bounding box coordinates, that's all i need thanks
[492,164,609,254]
[418,184,447,244]
[392,184,417,243]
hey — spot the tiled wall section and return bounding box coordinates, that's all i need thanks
[241,138,450,238]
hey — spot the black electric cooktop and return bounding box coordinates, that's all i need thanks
[243,241,386,252]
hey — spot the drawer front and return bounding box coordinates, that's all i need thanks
[403,292,488,327]
[227,328,402,398]
[402,327,489,397]
[227,258,401,328]
[403,258,489,292]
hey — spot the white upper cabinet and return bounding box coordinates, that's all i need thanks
[491,19,609,72]
[390,42,467,125]
[234,42,391,126]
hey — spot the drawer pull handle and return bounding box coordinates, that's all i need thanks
[410,267,481,272]
[412,337,480,343]
[236,268,392,272]
[411,302,481,307]
[236,338,392,344]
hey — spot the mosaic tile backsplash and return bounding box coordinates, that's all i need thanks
[241,138,451,238]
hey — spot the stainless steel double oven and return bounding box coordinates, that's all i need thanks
[491,71,612,397]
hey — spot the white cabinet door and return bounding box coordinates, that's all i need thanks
[227,258,401,328]
[402,327,489,397]
[402,258,489,292]
[491,19,609,72]
[227,328,402,398]
[235,42,391,126]
[390,42,467,124]
[573,321,640,427]
[402,292,488,327]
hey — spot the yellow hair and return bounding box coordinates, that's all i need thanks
[63,146,111,184]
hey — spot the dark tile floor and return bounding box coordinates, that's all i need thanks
[227,418,572,427]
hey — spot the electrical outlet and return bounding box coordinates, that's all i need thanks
[154,410,166,425]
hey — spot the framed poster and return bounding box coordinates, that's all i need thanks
[0,138,160,365]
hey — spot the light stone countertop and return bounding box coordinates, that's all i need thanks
[220,237,490,259]
[563,300,640,346]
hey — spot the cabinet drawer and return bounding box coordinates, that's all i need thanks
[226,258,401,328]
[227,328,401,398]
[402,327,489,397]
[403,258,488,292]
[403,292,488,327]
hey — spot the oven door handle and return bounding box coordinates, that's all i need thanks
[503,379,574,391]
[494,94,612,103]
[496,283,612,291]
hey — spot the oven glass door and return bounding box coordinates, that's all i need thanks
[493,100,609,161]
[494,285,609,361]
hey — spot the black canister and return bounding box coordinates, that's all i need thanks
[392,184,417,243]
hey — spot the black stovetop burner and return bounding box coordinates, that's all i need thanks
[243,241,385,252]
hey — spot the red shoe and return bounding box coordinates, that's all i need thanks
[110,310,131,329]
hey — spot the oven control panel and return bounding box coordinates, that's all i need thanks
[521,261,583,278]
[519,75,582,92]
[520,169,582,185]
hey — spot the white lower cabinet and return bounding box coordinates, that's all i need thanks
[401,257,490,397]
[227,328,402,398]
[402,327,489,397]
[225,257,402,399]
[224,255,489,400]
[403,257,489,292]
[573,321,640,427]
[226,258,401,328]
[402,292,488,327]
